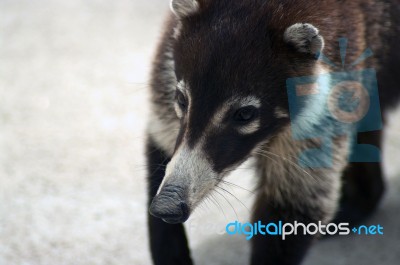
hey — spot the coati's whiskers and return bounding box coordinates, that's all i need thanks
[216,185,249,213]
[254,149,318,183]
[252,149,314,183]
[219,179,255,194]
[209,190,228,220]
[213,186,239,220]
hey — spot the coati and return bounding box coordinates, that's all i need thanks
[146,0,400,264]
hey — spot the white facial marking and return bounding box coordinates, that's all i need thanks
[210,104,230,127]
[238,96,261,108]
[170,0,200,18]
[237,119,261,134]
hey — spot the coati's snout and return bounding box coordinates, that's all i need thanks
[149,185,189,224]
[149,143,221,224]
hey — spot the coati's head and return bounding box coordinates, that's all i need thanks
[150,0,326,224]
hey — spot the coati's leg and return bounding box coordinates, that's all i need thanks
[334,0,400,225]
[250,193,316,265]
[333,0,400,225]
[333,130,385,225]
[250,127,346,265]
[146,137,193,265]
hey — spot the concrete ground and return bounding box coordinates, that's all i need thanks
[0,1,399,265]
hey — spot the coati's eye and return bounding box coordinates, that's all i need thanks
[176,90,187,110]
[233,106,259,123]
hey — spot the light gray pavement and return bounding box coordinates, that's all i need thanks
[0,1,399,265]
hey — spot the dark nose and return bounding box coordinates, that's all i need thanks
[149,185,190,224]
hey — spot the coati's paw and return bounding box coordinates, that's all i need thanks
[284,23,325,55]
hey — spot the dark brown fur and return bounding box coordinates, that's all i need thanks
[147,1,400,265]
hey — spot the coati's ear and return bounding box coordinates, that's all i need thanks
[284,23,325,55]
[170,0,201,18]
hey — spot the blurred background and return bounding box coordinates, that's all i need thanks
[0,1,399,265]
